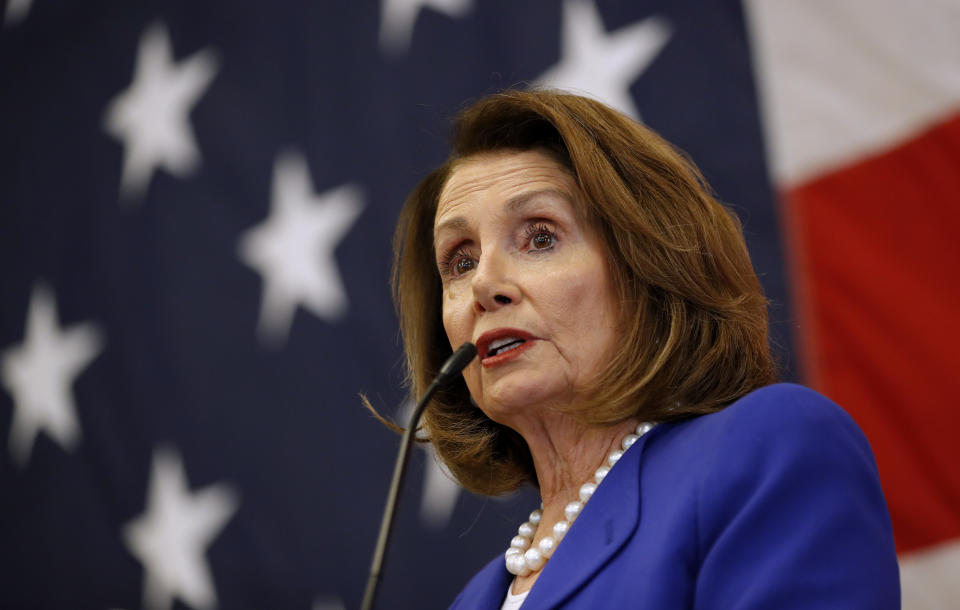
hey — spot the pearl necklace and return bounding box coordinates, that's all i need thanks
[504,422,655,577]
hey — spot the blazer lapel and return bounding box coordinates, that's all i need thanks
[521,429,656,609]
[450,553,514,610]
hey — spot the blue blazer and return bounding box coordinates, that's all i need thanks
[450,384,900,609]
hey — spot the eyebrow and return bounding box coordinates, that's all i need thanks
[433,188,571,240]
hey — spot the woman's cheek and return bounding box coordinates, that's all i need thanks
[442,289,471,346]
[464,366,482,405]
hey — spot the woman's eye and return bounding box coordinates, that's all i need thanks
[438,247,476,279]
[525,224,557,251]
[531,232,554,249]
[454,257,476,275]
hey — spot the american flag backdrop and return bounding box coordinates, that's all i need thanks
[1,1,957,608]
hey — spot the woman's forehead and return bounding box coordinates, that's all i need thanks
[435,150,578,225]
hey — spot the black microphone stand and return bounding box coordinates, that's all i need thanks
[360,342,477,610]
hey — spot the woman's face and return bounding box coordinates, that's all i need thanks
[434,149,619,425]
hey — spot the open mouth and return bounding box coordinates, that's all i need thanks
[486,337,526,357]
[476,329,537,361]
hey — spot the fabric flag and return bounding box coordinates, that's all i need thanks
[745,1,960,606]
[0,1,956,609]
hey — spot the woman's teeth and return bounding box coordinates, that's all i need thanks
[488,339,525,356]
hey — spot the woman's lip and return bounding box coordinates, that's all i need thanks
[475,328,538,367]
[475,328,537,359]
[480,339,536,368]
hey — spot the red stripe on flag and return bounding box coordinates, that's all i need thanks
[784,111,960,553]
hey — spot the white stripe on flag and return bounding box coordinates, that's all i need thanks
[900,538,960,609]
[744,0,960,185]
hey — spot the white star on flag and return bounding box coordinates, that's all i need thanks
[420,446,462,528]
[313,595,346,610]
[3,0,32,28]
[379,0,473,55]
[1,282,104,467]
[103,21,219,200]
[124,447,239,610]
[398,398,462,528]
[237,151,364,347]
[535,0,672,120]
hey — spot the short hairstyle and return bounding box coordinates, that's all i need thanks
[392,90,777,495]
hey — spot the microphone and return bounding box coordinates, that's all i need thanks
[360,342,478,610]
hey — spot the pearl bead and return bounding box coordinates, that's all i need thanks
[518,521,535,538]
[552,520,569,542]
[506,552,531,576]
[564,500,583,522]
[537,535,556,558]
[579,482,597,502]
[524,548,546,571]
[608,449,624,466]
[503,423,649,577]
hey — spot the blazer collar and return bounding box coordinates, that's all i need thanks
[453,554,513,610]
[449,426,660,610]
[521,426,658,609]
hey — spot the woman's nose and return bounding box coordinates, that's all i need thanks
[471,252,520,314]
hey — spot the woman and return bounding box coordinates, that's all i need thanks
[391,90,899,608]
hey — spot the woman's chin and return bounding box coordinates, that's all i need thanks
[476,382,564,425]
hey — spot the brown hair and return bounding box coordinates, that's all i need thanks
[392,90,777,495]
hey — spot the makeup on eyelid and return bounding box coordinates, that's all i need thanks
[436,221,559,280]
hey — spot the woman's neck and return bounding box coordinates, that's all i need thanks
[506,413,641,595]
[518,413,639,502]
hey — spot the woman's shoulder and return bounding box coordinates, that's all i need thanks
[650,383,880,484]
[663,385,898,607]
[722,382,850,423]
[687,382,863,443]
